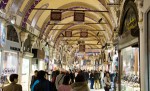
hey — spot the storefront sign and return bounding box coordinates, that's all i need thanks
[79,45,85,52]
[125,14,138,31]
[0,22,6,47]
[10,46,20,51]
[124,8,139,37]
[119,0,139,37]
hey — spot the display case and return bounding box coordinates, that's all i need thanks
[121,47,140,91]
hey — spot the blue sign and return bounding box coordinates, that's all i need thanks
[0,22,6,47]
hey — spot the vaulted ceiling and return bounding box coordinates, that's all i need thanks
[0,0,118,53]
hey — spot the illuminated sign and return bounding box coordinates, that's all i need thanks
[0,22,6,47]
[119,1,139,37]
[124,8,138,33]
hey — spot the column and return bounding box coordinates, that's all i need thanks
[140,11,148,91]
[18,53,23,84]
[20,31,29,52]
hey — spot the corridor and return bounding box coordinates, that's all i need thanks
[0,0,149,91]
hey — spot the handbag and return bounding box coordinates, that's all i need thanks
[105,77,111,89]
[106,85,111,89]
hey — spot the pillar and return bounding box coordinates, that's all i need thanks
[138,0,149,91]
[31,36,37,52]
[20,31,29,52]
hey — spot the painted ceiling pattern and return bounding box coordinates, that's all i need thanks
[0,0,117,52]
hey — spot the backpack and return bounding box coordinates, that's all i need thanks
[31,80,40,91]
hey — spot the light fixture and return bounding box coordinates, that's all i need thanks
[109,0,114,3]
[10,16,16,24]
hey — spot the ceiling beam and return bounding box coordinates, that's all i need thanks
[86,48,102,49]
[33,8,109,12]
[61,40,100,41]
[107,3,121,5]
[48,22,107,25]
[59,36,103,38]
[64,43,102,45]
[50,29,105,31]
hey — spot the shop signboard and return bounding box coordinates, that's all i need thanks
[119,0,139,38]
[124,7,139,37]
[0,22,6,48]
[79,45,85,52]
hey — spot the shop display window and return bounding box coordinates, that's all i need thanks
[121,47,140,91]
[0,51,18,85]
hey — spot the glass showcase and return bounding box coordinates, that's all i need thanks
[121,47,140,91]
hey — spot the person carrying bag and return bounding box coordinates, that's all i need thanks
[104,72,111,91]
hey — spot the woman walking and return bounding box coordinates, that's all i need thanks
[104,72,111,91]
[58,75,72,91]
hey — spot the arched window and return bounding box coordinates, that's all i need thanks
[7,25,19,42]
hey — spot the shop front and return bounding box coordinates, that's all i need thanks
[21,52,33,91]
[0,24,21,87]
[21,34,34,91]
[32,48,45,71]
[0,20,5,87]
[118,0,140,91]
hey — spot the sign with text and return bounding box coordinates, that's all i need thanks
[65,31,72,37]
[51,11,62,21]
[74,12,85,22]
[119,1,139,37]
[79,45,85,52]
[80,31,88,37]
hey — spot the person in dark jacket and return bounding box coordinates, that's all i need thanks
[94,70,100,89]
[51,70,60,91]
[90,71,94,89]
[30,70,38,88]
[33,70,52,91]
[3,74,22,91]
[71,74,90,91]
[69,70,75,84]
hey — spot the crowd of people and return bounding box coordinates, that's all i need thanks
[1,69,118,91]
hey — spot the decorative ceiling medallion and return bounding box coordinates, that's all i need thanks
[80,31,88,37]
[74,12,85,22]
[51,11,62,21]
